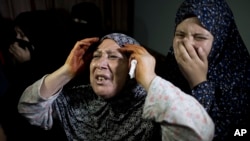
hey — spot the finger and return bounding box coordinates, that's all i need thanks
[183,40,199,60]
[124,44,147,52]
[119,44,147,55]
[118,44,134,54]
[77,41,92,49]
[9,45,14,53]
[118,45,140,62]
[9,45,20,55]
[75,37,99,49]
[174,41,190,60]
[78,37,99,45]
[197,47,207,63]
[15,45,28,52]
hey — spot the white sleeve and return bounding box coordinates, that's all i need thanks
[143,76,215,141]
[18,75,62,130]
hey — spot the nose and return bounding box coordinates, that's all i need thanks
[95,56,109,70]
[182,35,193,42]
[182,36,195,47]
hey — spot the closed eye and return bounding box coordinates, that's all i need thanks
[194,36,208,41]
[109,55,119,59]
[175,32,185,39]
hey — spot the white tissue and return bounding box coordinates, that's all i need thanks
[129,59,137,79]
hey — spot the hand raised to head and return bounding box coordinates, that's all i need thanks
[119,44,156,90]
[65,37,99,77]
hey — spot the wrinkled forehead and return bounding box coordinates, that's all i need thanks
[94,39,126,58]
[97,39,120,51]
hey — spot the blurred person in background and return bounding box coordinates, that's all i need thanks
[1,10,69,141]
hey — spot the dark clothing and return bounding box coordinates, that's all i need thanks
[54,84,161,141]
[0,10,70,141]
[159,0,250,141]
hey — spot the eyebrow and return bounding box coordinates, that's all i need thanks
[175,30,210,37]
[94,49,120,54]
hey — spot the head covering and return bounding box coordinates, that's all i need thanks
[69,2,103,41]
[175,0,249,64]
[100,33,140,47]
[14,10,71,79]
[165,0,250,87]
[54,33,161,140]
[162,1,250,140]
[68,33,140,87]
[71,2,102,25]
[14,10,54,44]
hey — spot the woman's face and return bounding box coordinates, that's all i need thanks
[90,39,129,99]
[173,17,214,58]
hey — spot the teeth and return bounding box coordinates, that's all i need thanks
[97,77,104,81]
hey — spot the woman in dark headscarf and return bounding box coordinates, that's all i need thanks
[68,2,103,44]
[1,10,69,141]
[18,33,215,141]
[12,10,70,74]
[159,0,250,140]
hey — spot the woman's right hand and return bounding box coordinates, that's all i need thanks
[64,37,99,77]
[173,40,208,89]
[40,37,99,98]
[9,42,31,63]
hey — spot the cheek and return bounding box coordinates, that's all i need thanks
[172,37,179,48]
[112,62,129,80]
[200,42,213,56]
[113,68,128,91]
[89,61,94,71]
[89,61,96,76]
[113,63,128,77]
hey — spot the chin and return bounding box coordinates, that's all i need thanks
[97,93,115,99]
[94,89,116,99]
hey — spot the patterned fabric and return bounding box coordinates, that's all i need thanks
[54,82,160,141]
[160,0,250,141]
[101,33,140,47]
[18,75,215,141]
[18,33,216,141]
[54,33,160,140]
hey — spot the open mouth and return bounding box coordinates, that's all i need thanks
[95,75,109,84]
[97,76,105,81]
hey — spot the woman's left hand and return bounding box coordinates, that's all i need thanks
[119,44,156,90]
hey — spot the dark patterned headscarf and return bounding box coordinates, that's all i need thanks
[70,2,103,41]
[101,33,140,47]
[162,0,250,140]
[54,33,161,141]
[173,0,250,87]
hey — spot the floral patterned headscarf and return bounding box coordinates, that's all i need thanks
[101,33,140,47]
[171,0,250,87]
[54,33,160,140]
[163,1,250,140]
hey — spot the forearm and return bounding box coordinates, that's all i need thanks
[41,65,73,98]
[143,76,215,141]
[18,76,60,130]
